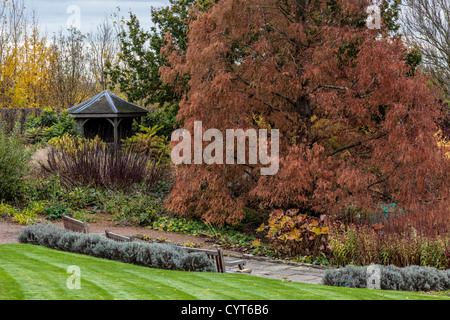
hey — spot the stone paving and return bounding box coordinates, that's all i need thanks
[223,255,327,285]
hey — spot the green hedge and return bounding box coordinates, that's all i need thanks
[18,223,216,272]
[0,121,31,201]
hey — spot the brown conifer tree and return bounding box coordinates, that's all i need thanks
[161,0,449,234]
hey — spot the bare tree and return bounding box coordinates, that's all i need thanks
[87,16,119,91]
[0,0,26,53]
[401,0,450,97]
[48,27,96,109]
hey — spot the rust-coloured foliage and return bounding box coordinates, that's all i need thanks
[161,0,449,233]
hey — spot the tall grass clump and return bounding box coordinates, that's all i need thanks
[0,121,32,201]
[43,135,167,189]
[329,225,450,269]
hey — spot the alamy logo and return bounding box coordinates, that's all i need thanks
[367,265,381,289]
[366,4,382,30]
[66,265,81,290]
[66,5,81,30]
[171,121,279,176]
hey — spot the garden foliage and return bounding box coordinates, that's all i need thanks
[22,176,168,227]
[44,135,167,189]
[24,109,78,144]
[18,223,216,272]
[161,0,449,233]
[322,264,450,292]
[0,122,32,201]
[257,209,338,258]
[105,0,201,137]
[122,125,171,164]
[253,209,449,269]
[0,108,41,134]
[328,225,450,269]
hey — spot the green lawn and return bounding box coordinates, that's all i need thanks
[0,243,447,300]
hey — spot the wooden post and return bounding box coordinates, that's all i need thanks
[113,118,118,145]
[107,118,123,145]
[75,118,89,137]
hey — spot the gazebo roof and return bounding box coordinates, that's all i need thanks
[67,91,148,118]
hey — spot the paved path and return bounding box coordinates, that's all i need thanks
[224,255,326,284]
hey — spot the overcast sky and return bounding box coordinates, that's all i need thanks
[28,0,170,36]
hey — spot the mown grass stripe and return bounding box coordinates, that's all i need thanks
[0,244,448,300]
[281,281,434,300]
[116,268,203,300]
[1,244,198,300]
[0,262,25,300]
[0,244,116,300]
[0,247,72,299]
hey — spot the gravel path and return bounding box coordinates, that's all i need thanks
[0,221,24,245]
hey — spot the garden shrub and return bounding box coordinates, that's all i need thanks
[122,125,171,164]
[256,209,339,258]
[44,134,167,189]
[148,243,187,270]
[0,202,41,225]
[134,243,153,266]
[98,186,164,226]
[182,252,218,272]
[24,109,78,144]
[0,108,41,134]
[121,242,147,264]
[72,233,108,255]
[56,231,81,252]
[0,121,32,201]
[18,223,216,272]
[18,223,65,246]
[322,265,367,289]
[43,204,70,221]
[322,264,450,292]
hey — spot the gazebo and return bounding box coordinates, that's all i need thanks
[68,91,148,144]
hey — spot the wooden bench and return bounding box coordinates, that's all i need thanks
[105,229,134,242]
[62,215,90,233]
[183,247,247,273]
[225,258,248,272]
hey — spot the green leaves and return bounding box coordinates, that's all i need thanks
[105,1,198,136]
[0,122,31,201]
[24,109,79,144]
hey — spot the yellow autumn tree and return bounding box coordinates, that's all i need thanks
[13,24,56,109]
[0,1,55,109]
